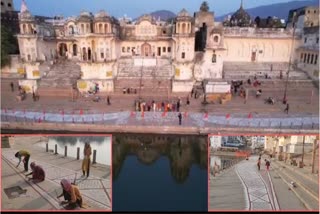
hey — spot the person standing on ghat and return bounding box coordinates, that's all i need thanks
[82,143,92,177]
[178,112,182,125]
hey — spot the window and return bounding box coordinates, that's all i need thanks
[315,54,318,65]
[127,47,130,52]
[304,54,307,63]
[317,37,319,44]
[122,47,125,53]
[214,35,219,43]
[162,30,166,34]
[304,38,307,43]
[163,47,166,53]
[307,10,310,13]
[101,52,104,59]
[8,3,11,7]
[311,54,314,64]
[168,47,171,53]
[0,2,3,6]
[212,53,217,63]
[181,52,185,59]
[300,53,304,62]
[307,53,310,64]
[310,22,314,27]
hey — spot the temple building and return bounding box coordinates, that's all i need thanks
[8,0,318,95]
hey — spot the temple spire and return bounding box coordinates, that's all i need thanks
[20,0,29,13]
[240,0,243,9]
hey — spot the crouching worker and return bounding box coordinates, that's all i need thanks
[57,179,83,209]
[15,150,30,172]
[25,162,45,182]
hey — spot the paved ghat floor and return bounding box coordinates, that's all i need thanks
[1,137,111,210]
[209,155,307,211]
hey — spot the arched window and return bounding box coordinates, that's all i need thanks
[81,24,84,34]
[86,24,90,33]
[182,23,186,34]
[69,26,74,35]
[22,24,26,34]
[212,51,217,63]
[214,35,219,43]
[8,3,11,7]
[104,24,107,33]
[99,23,103,34]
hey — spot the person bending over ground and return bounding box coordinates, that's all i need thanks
[57,179,83,209]
[15,150,30,172]
[25,162,45,182]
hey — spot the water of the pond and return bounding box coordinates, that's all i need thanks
[112,134,208,212]
[37,136,111,165]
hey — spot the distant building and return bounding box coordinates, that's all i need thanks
[223,1,253,27]
[254,16,286,28]
[287,6,319,29]
[250,136,265,149]
[1,0,14,13]
[210,136,222,149]
[8,0,316,94]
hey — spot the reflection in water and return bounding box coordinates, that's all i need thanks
[112,134,208,211]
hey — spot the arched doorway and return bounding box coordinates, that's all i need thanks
[141,43,151,57]
[73,44,77,56]
[82,47,87,61]
[59,43,68,57]
[88,48,92,61]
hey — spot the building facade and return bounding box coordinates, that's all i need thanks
[14,1,314,93]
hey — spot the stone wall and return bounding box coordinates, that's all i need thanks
[77,79,114,92]
[18,79,38,93]
[173,63,193,80]
[80,62,115,79]
[25,63,41,79]
[223,37,295,62]
[172,80,194,92]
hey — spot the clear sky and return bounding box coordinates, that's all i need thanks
[12,0,309,18]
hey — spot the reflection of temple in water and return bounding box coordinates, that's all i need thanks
[113,134,208,183]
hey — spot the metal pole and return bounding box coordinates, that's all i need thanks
[92,150,97,164]
[46,143,48,152]
[283,13,296,104]
[311,138,317,174]
[301,135,305,167]
[77,147,80,160]
[64,146,67,157]
[54,144,58,154]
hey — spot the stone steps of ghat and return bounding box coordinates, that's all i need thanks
[224,71,309,80]
[223,62,290,71]
[37,87,74,97]
[39,60,81,91]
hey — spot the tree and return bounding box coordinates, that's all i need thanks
[200,1,209,12]
[1,25,19,68]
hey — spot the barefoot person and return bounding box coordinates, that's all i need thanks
[82,143,92,177]
[15,150,30,172]
[25,162,45,182]
[57,179,83,209]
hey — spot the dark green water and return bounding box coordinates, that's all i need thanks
[112,134,208,212]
